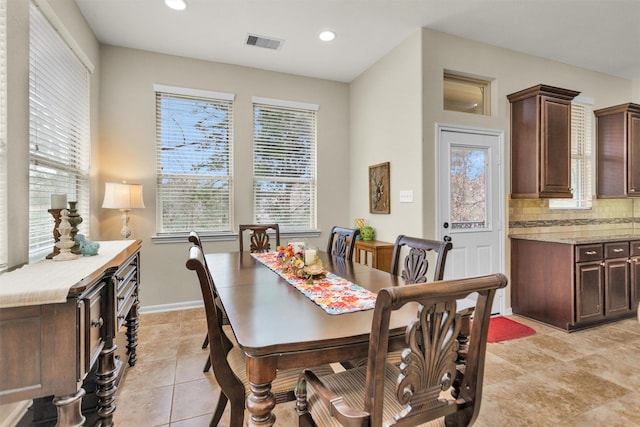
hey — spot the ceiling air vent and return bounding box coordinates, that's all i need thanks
[246,34,283,50]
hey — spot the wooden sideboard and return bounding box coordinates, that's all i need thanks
[354,239,393,273]
[0,240,141,426]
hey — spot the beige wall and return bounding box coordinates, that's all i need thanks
[6,0,99,266]
[349,27,635,310]
[97,46,350,307]
[349,31,423,243]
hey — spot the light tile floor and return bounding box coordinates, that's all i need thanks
[113,308,640,426]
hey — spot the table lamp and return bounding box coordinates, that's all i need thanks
[102,181,145,239]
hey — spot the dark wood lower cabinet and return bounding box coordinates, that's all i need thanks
[575,260,604,323]
[511,238,637,331]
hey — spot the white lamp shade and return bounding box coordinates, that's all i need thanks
[102,182,145,210]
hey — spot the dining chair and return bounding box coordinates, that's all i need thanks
[390,234,453,283]
[189,230,230,373]
[389,235,477,366]
[343,235,457,370]
[326,226,360,261]
[186,244,335,427]
[238,223,280,252]
[295,273,508,427]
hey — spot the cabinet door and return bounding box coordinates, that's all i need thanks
[540,96,572,197]
[576,261,604,322]
[627,113,640,195]
[604,258,630,315]
[630,256,640,310]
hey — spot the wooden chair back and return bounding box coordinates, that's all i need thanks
[326,226,360,261]
[238,224,280,252]
[390,235,453,283]
[296,273,508,426]
[185,244,245,425]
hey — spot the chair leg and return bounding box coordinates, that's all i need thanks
[210,392,228,427]
[203,355,212,372]
[202,333,209,349]
[228,399,245,427]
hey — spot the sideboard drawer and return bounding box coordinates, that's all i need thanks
[575,244,603,262]
[630,241,640,257]
[83,283,105,375]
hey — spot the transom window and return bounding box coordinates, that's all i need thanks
[443,71,491,115]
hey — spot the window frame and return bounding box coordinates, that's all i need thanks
[252,96,318,232]
[549,97,594,210]
[28,0,91,263]
[153,85,235,239]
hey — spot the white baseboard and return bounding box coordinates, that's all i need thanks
[139,300,203,314]
[0,400,31,427]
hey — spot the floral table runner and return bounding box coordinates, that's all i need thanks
[251,252,377,315]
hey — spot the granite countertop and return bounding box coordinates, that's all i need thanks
[509,228,640,244]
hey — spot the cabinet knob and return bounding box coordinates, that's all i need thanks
[600,262,605,267]
[91,317,104,328]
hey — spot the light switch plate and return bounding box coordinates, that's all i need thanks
[399,190,413,203]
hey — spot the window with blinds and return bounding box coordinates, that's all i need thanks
[253,99,317,230]
[29,1,90,262]
[0,0,6,271]
[155,87,234,234]
[549,100,593,209]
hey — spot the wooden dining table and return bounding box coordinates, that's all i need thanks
[205,250,421,426]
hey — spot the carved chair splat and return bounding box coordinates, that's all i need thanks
[295,273,508,427]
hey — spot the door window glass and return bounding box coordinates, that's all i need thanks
[450,146,487,230]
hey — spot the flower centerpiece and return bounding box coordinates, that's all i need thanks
[277,243,324,281]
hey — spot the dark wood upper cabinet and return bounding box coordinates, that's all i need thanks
[595,103,640,197]
[508,84,580,198]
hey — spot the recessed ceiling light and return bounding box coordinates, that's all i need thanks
[165,0,188,11]
[319,30,336,42]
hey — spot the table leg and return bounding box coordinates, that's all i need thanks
[52,389,86,427]
[246,357,277,426]
[246,381,276,426]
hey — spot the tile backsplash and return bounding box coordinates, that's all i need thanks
[508,198,640,235]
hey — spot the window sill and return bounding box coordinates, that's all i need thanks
[151,229,321,244]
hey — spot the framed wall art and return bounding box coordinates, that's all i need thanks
[369,162,390,214]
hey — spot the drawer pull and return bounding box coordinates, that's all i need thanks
[91,317,104,328]
[117,296,125,301]
[585,251,598,255]
[613,248,624,253]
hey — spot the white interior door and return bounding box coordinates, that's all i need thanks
[437,125,505,314]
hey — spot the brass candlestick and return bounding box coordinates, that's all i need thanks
[46,209,62,259]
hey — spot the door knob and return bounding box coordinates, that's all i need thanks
[443,235,452,242]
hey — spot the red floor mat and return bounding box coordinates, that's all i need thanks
[487,316,536,343]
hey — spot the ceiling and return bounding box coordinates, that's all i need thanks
[74,0,640,83]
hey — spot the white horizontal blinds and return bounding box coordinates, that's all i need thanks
[0,0,6,271]
[29,1,90,262]
[572,101,593,208]
[156,91,233,233]
[549,100,593,209]
[253,101,317,230]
